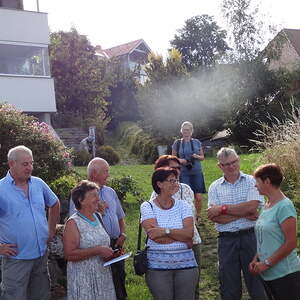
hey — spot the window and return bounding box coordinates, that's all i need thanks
[0,44,50,76]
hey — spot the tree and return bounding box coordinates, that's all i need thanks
[170,15,229,71]
[105,59,140,129]
[49,28,110,133]
[137,49,233,142]
[221,0,274,62]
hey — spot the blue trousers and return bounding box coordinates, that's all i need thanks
[218,230,267,300]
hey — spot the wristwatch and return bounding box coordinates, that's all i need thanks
[120,232,127,238]
[264,259,272,267]
[165,228,171,235]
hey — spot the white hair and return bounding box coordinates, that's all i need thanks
[87,157,108,178]
[216,147,238,161]
[180,121,193,132]
[7,145,32,161]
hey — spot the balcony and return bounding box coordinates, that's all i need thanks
[0,75,56,112]
[0,7,49,45]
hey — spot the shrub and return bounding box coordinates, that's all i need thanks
[0,104,72,183]
[109,175,141,204]
[49,174,79,222]
[117,122,158,163]
[96,145,120,165]
[253,114,300,212]
[73,149,92,166]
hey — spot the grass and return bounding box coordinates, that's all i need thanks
[74,153,261,299]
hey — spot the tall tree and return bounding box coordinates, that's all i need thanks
[105,59,140,129]
[221,0,267,62]
[49,28,110,129]
[170,15,229,71]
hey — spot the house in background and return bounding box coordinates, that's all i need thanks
[263,28,300,99]
[95,39,151,84]
[0,0,56,125]
[264,28,300,72]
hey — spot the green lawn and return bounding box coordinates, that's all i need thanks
[75,153,261,299]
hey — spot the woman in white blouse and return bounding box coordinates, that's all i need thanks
[149,155,201,299]
[141,167,198,300]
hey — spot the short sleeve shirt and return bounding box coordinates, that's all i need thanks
[208,172,264,232]
[255,198,300,280]
[140,199,193,251]
[149,183,201,244]
[0,172,58,259]
[172,139,202,174]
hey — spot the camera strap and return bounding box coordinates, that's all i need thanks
[179,138,194,159]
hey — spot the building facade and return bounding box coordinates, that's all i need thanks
[0,0,56,124]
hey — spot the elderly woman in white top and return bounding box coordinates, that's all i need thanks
[141,167,198,300]
[149,155,201,299]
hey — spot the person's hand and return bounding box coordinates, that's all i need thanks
[147,227,165,239]
[251,262,269,275]
[0,244,17,256]
[249,256,258,274]
[207,205,222,219]
[179,158,187,165]
[99,246,114,260]
[246,211,259,221]
[115,234,126,248]
[192,153,198,159]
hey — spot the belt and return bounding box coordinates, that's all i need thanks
[218,227,254,238]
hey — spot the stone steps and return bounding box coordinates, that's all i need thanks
[55,128,88,150]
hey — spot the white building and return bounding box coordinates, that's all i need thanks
[0,0,56,124]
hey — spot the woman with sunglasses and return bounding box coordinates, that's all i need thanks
[149,155,202,299]
[141,167,198,300]
[249,164,300,299]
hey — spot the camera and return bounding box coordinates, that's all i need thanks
[186,159,194,170]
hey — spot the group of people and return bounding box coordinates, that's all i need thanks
[0,120,300,300]
[140,121,300,300]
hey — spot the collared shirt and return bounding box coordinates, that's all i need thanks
[208,172,264,232]
[0,172,58,259]
[69,185,125,239]
[149,183,202,244]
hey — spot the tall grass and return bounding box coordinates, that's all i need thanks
[253,116,300,206]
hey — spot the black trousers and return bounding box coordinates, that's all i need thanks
[110,238,127,300]
[263,270,300,300]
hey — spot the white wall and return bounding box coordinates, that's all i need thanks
[0,8,49,44]
[0,76,56,112]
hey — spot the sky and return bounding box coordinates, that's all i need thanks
[23,0,300,56]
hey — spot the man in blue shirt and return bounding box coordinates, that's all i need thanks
[0,145,60,300]
[69,157,127,300]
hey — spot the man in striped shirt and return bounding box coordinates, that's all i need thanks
[207,147,267,300]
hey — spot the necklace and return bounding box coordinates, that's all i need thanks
[77,212,99,227]
[156,198,174,210]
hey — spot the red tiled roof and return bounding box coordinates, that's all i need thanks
[96,39,150,59]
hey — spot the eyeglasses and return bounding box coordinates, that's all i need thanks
[164,179,179,184]
[220,159,239,167]
[170,166,181,170]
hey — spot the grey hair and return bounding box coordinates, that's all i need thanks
[216,147,238,161]
[180,121,193,132]
[87,157,108,178]
[7,145,32,161]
